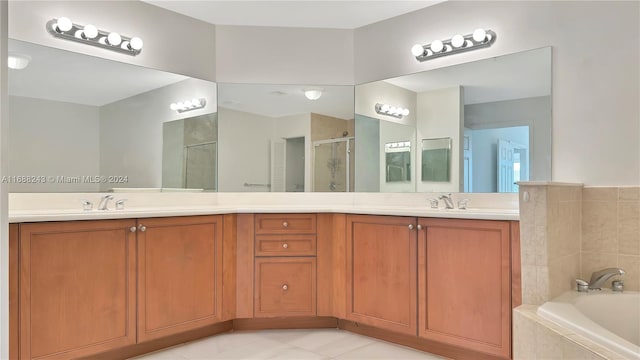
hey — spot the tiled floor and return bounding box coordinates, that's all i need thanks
[130,328,446,360]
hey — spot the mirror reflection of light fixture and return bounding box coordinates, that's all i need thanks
[170,98,207,113]
[411,28,496,62]
[46,17,143,56]
[375,103,410,119]
[7,53,31,70]
[304,89,323,100]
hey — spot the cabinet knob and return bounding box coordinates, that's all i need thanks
[408,224,414,230]
[282,221,289,228]
[417,225,423,230]
[282,284,288,290]
[139,225,146,232]
[282,243,289,249]
[129,226,137,233]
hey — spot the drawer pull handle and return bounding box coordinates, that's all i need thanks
[282,221,289,228]
[282,243,289,249]
[282,284,288,290]
[139,225,147,232]
[417,225,423,230]
[408,224,414,230]
[130,226,137,233]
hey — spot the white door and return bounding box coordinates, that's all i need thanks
[497,139,515,192]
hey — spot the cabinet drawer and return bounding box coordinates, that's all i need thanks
[255,235,317,256]
[255,214,317,234]
[255,258,316,317]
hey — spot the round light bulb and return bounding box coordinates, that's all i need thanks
[394,108,403,116]
[402,109,410,116]
[56,17,73,32]
[411,44,425,57]
[83,24,98,39]
[176,102,185,110]
[430,40,444,53]
[170,103,178,111]
[381,104,390,112]
[184,100,193,108]
[451,34,465,48]
[129,37,143,51]
[107,32,122,46]
[389,106,397,114]
[192,98,201,107]
[473,28,487,42]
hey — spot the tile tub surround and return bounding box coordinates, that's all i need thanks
[513,305,627,360]
[582,187,640,291]
[518,182,583,305]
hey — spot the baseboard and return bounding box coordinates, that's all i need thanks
[233,316,338,330]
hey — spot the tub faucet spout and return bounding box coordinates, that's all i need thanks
[588,268,625,290]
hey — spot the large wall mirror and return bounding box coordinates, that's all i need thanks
[8,39,218,192]
[216,83,354,192]
[8,39,549,194]
[354,46,552,193]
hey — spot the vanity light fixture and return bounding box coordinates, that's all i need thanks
[375,103,410,119]
[169,98,207,113]
[304,89,323,100]
[411,28,496,62]
[46,17,143,56]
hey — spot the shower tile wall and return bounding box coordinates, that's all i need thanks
[581,187,640,291]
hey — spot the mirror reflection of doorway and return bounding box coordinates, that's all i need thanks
[270,137,306,192]
[184,141,217,191]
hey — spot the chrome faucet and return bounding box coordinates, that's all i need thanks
[439,193,455,209]
[98,194,114,210]
[588,268,625,290]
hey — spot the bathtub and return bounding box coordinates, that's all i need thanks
[537,290,640,359]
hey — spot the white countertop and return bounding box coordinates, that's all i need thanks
[9,192,520,222]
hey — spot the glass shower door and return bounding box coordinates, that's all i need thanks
[313,138,354,192]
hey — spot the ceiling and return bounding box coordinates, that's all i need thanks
[8,40,188,106]
[384,47,552,105]
[218,83,354,119]
[141,0,445,29]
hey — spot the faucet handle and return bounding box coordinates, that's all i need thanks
[458,199,469,210]
[612,280,624,292]
[115,199,127,210]
[576,279,589,292]
[428,199,439,209]
[80,199,93,211]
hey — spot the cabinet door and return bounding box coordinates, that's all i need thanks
[346,215,417,335]
[254,258,317,317]
[19,219,137,360]
[418,218,511,358]
[137,215,223,342]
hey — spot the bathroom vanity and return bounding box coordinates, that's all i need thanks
[8,203,520,360]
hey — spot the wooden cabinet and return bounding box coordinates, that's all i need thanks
[255,258,316,317]
[254,214,317,317]
[137,215,223,342]
[18,219,137,360]
[345,215,417,336]
[418,218,511,358]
